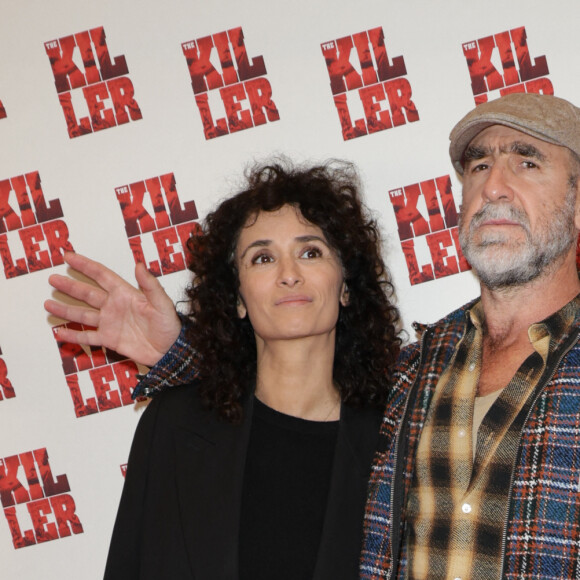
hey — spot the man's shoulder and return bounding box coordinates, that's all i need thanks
[424,298,478,329]
[400,298,479,353]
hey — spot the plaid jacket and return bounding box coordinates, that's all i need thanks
[360,300,580,580]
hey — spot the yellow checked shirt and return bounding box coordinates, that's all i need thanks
[405,300,557,580]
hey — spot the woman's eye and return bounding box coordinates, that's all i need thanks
[252,253,273,264]
[300,247,322,259]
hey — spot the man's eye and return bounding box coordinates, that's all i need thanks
[470,162,489,173]
[522,160,538,169]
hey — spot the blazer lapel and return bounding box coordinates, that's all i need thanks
[173,395,254,579]
[313,403,383,579]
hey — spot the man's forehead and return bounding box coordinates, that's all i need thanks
[469,125,540,146]
[467,124,564,157]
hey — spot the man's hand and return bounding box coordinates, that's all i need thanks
[44,252,182,367]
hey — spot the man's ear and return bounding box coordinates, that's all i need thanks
[569,154,580,229]
[574,186,580,231]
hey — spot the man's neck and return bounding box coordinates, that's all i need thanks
[475,260,580,397]
[479,259,580,346]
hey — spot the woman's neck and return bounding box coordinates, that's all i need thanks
[254,336,340,421]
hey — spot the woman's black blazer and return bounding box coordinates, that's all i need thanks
[103,384,382,579]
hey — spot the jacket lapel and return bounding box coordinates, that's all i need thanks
[173,395,254,579]
[313,403,383,579]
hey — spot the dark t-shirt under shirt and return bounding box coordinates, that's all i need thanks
[238,397,339,579]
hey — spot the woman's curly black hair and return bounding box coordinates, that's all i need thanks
[185,159,401,422]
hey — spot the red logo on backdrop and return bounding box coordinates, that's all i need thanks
[0,101,6,119]
[321,27,419,140]
[52,326,139,418]
[0,348,16,401]
[462,26,552,105]
[0,171,75,279]
[0,448,83,549]
[120,464,127,478]
[116,173,201,277]
[389,175,470,285]
[182,26,280,139]
[44,26,142,138]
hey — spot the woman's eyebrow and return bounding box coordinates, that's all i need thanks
[294,235,328,245]
[239,239,271,260]
[239,235,330,260]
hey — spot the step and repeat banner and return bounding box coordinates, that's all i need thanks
[1,0,578,577]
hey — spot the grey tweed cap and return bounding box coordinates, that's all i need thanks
[449,93,580,174]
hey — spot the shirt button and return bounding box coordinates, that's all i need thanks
[468,363,476,371]
[462,503,472,514]
[458,429,466,438]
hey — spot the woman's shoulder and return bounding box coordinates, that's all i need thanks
[143,382,209,423]
[140,382,249,452]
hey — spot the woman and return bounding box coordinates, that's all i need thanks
[45,159,400,579]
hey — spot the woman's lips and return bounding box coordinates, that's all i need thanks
[275,295,313,305]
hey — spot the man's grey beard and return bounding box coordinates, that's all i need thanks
[458,189,577,290]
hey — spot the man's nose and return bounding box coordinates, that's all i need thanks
[481,162,515,203]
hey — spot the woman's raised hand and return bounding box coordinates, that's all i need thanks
[44,252,182,367]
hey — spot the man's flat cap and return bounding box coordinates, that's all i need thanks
[449,93,580,174]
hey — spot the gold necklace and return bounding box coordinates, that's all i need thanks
[322,397,340,421]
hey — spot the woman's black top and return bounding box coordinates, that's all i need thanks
[239,397,339,579]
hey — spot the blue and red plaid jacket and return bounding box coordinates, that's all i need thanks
[360,300,580,580]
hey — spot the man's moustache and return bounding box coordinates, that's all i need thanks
[469,204,530,231]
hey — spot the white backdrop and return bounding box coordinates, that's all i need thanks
[1,0,578,576]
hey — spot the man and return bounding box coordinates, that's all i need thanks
[45,93,580,579]
[360,93,580,579]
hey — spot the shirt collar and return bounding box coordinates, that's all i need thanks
[465,294,580,362]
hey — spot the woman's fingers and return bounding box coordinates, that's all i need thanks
[44,298,100,327]
[63,252,126,290]
[47,273,108,309]
[134,262,174,313]
[52,325,102,346]
[45,252,181,365]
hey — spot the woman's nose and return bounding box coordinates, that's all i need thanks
[277,257,303,287]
